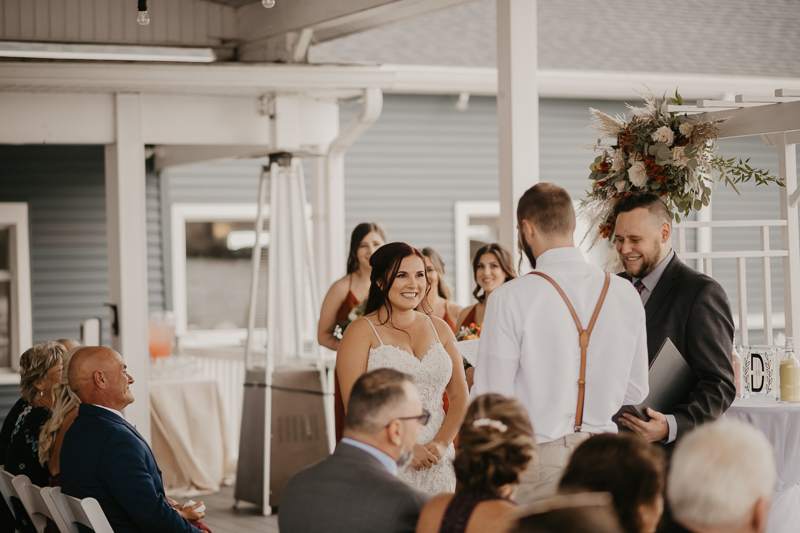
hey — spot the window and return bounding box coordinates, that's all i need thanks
[453,200,606,306]
[170,204,263,344]
[0,203,32,378]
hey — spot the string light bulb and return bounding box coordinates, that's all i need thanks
[137,0,150,26]
[262,0,276,7]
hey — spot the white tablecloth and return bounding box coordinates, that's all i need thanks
[150,379,236,497]
[724,397,800,533]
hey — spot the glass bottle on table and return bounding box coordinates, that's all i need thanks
[779,337,800,403]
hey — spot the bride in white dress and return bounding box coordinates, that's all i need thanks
[338,242,469,495]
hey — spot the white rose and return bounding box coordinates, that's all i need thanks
[628,161,648,187]
[347,309,359,322]
[613,150,626,171]
[671,146,689,168]
[651,125,675,146]
[615,180,628,192]
[679,123,694,137]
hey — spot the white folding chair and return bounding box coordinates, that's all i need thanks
[0,467,18,520]
[46,486,113,533]
[11,474,55,533]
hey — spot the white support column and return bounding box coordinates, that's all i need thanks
[309,155,333,299]
[779,134,800,339]
[496,0,539,260]
[105,93,151,441]
[324,89,383,285]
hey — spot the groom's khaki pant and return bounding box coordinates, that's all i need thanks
[515,432,593,505]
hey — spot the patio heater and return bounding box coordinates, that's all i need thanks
[234,153,330,514]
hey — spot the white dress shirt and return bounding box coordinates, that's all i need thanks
[471,247,649,444]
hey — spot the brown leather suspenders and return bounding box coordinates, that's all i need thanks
[530,271,611,432]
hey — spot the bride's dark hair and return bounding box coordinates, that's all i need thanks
[365,242,431,326]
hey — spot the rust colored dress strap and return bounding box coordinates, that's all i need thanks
[443,307,456,334]
[333,282,362,444]
[462,305,478,328]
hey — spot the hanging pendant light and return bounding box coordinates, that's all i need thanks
[137,0,150,26]
[262,0,276,8]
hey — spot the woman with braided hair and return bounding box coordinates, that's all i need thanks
[415,394,538,533]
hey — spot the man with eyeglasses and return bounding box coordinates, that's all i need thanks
[280,368,430,533]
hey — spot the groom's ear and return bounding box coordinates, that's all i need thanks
[520,218,536,241]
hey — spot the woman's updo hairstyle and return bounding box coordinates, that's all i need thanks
[19,341,65,404]
[364,243,429,324]
[346,222,387,274]
[453,393,537,493]
[472,242,517,303]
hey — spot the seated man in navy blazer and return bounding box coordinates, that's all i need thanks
[60,346,203,533]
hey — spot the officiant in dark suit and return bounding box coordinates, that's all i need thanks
[613,193,735,446]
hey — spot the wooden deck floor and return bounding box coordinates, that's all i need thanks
[197,485,279,533]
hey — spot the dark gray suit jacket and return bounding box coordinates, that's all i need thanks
[278,441,429,533]
[620,253,736,444]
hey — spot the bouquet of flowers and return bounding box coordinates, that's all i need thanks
[580,90,780,251]
[332,300,367,340]
[456,322,481,370]
[456,322,482,341]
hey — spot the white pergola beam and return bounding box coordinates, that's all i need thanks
[691,100,800,139]
[154,145,270,170]
[496,0,539,258]
[104,93,151,442]
[4,62,800,102]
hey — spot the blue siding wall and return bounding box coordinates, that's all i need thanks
[0,146,165,347]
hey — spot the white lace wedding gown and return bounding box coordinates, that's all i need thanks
[364,316,456,495]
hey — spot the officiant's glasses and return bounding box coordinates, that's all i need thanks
[389,409,430,427]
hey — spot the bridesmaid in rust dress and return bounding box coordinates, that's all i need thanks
[317,222,386,443]
[455,243,517,332]
[418,247,462,424]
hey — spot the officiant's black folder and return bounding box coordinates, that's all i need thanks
[621,338,698,421]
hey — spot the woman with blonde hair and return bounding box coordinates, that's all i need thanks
[415,394,537,533]
[419,247,462,333]
[38,346,82,482]
[3,341,64,532]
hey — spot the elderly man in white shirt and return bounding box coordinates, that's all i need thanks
[471,183,649,504]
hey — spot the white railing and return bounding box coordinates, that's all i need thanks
[674,220,789,345]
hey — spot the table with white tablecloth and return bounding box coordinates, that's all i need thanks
[724,397,800,533]
[150,378,236,497]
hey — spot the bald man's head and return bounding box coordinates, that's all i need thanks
[69,346,135,410]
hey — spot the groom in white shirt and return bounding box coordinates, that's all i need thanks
[471,183,649,503]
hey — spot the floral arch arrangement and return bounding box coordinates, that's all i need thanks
[579,91,780,249]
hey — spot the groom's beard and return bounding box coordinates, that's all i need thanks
[397,446,413,468]
[520,235,536,270]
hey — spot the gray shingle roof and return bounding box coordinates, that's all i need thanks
[309,0,800,78]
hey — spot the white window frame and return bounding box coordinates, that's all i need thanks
[0,203,32,379]
[171,203,263,339]
[454,201,500,307]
